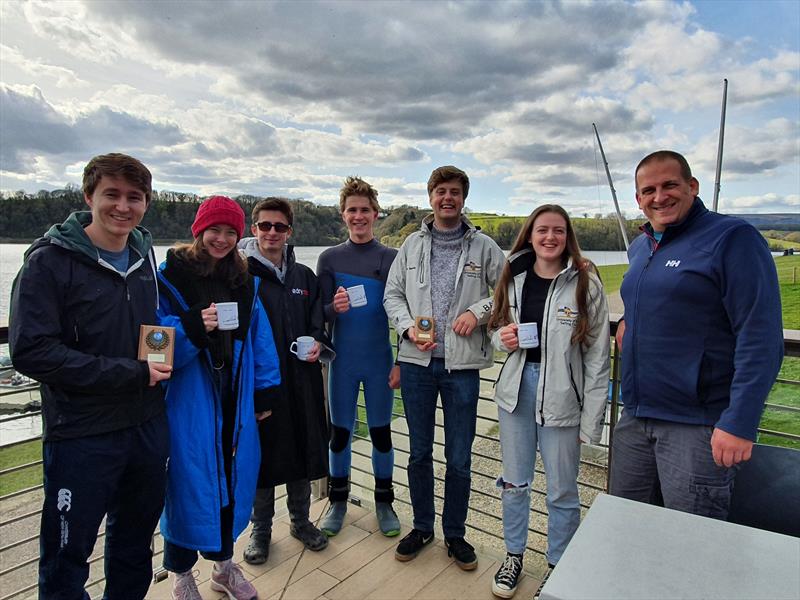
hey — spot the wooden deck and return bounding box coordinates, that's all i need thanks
[146,500,544,600]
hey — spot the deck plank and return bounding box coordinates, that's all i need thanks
[325,543,411,599]
[411,558,495,599]
[364,541,454,600]
[146,500,527,600]
[318,528,400,581]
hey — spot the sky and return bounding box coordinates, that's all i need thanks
[1,0,798,217]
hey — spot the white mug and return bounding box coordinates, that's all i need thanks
[517,322,539,349]
[290,336,316,361]
[216,302,239,331]
[346,284,368,308]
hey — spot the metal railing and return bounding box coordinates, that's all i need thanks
[1,324,799,598]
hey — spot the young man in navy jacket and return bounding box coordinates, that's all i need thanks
[10,154,172,598]
[610,150,783,519]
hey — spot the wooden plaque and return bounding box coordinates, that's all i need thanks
[415,316,435,343]
[138,325,175,366]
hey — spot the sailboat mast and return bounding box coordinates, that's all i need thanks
[713,78,728,212]
[592,123,629,251]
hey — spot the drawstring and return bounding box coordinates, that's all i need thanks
[149,247,159,310]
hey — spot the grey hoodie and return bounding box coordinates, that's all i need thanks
[384,214,505,370]
[491,248,610,444]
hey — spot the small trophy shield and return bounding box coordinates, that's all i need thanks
[138,325,175,366]
[415,316,435,343]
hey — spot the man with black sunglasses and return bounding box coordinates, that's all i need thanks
[238,198,333,564]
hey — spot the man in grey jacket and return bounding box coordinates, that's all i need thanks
[384,165,505,569]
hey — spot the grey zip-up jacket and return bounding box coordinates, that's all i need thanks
[384,214,505,370]
[491,248,610,443]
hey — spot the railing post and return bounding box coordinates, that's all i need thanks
[606,338,622,492]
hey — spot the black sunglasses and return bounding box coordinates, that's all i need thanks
[255,221,291,233]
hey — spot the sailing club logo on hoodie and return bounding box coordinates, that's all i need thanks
[556,305,579,327]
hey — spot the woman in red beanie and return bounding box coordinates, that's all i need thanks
[156,195,282,599]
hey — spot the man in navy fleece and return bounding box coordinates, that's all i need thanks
[610,150,783,519]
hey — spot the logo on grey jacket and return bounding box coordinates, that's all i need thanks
[665,260,681,268]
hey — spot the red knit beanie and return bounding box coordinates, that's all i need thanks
[191,195,245,239]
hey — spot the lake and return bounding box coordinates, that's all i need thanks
[0,243,630,323]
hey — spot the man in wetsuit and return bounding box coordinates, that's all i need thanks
[316,176,401,537]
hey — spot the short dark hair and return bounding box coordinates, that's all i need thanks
[251,197,293,225]
[634,150,693,188]
[339,176,379,213]
[83,153,152,203]
[427,165,470,199]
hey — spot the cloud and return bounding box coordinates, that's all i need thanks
[693,118,800,179]
[722,193,800,213]
[1,44,87,88]
[2,1,797,211]
[0,84,184,177]
[0,85,78,171]
[21,1,127,65]
[72,0,648,141]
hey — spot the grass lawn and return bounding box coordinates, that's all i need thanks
[765,237,799,250]
[775,256,800,329]
[596,263,627,294]
[0,439,42,495]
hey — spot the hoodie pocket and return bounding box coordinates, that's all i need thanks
[568,362,583,409]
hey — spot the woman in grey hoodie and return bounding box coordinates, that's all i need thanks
[487,205,610,598]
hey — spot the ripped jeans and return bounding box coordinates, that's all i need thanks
[497,362,580,563]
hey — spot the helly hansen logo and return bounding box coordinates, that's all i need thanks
[665,260,681,268]
[57,488,72,512]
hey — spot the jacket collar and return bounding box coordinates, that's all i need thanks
[239,238,295,282]
[32,210,151,264]
[640,196,708,242]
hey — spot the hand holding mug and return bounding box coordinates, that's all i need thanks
[290,336,316,361]
[305,341,321,363]
[499,323,519,351]
[201,304,218,332]
[333,286,350,313]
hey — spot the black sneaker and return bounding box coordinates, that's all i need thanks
[533,565,553,600]
[445,537,478,571]
[492,553,523,598]
[395,528,434,562]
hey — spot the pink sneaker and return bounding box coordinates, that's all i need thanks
[171,570,202,600]
[211,561,258,600]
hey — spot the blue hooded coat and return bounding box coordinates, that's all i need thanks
[156,260,281,552]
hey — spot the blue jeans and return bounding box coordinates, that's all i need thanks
[497,363,580,564]
[400,359,478,538]
[609,409,737,519]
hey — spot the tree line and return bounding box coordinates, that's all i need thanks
[1,188,644,250]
